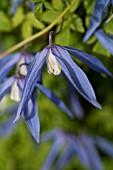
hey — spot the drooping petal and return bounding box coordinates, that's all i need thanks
[94,136,113,157]
[55,147,72,170]
[95,29,113,55]
[0,77,15,100]
[80,135,103,170]
[36,83,74,118]
[83,0,110,42]
[23,90,40,143]
[0,114,16,138]
[68,84,84,119]
[0,53,21,82]
[53,46,101,109]
[42,138,64,170]
[69,135,90,167]
[14,49,48,123]
[0,104,17,137]
[62,46,112,77]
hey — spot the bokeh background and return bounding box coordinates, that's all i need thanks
[0,0,113,169]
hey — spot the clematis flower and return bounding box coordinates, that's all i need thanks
[41,129,113,170]
[14,44,112,123]
[83,0,111,42]
[0,52,33,82]
[83,0,113,55]
[0,75,40,142]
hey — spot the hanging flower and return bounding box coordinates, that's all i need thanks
[14,43,112,124]
[0,52,33,82]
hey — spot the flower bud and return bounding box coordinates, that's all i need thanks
[10,81,20,102]
[46,49,61,75]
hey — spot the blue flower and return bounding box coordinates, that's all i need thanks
[41,129,113,170]
[0,75,40,142]
[11,0,34,15]
[83,0,111,42]
[83,0,113,55]
[0,52,33,82]
[15,44,112,123]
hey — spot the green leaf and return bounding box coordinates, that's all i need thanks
[30,0,42,2]
[52,0,64,11]
[104,20,113,34]
[34,2,43,20]
[26,12,45,30]
[55,22,71,46]
[0,11,12,32]
[41,10,60,23]
[44,1,53,10]
[12,7,24,28]
[21,21,32,39]
[70,14,85,33]
[93,41,111,57]
[70,0,81,13]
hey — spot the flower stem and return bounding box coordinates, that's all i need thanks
[0,0,76,59]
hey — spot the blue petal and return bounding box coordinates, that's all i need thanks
[83,0,110,42]
[11,0,22,15]
[55,147,72,170]
[14,49,48,122]
[95,29,113,55]
[62,46,112,77]
[68,84,84,119]
[0,114,16,138]
[94,136,113,157]
[41,129,60,142]
[42,138,64,170]
[36,83,74,118]
[24,90,40,143]
[0,53,21,82]
[80,135,103,170]
[0,77,15,100]
[111,0,113,5]
[69,135,90,167]
[53,46,101,109]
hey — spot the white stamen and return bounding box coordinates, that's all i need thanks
[10,81,20,102]
[17,58,27,76]
[46,49,61,75]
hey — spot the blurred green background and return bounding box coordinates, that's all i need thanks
[0,0,113,169]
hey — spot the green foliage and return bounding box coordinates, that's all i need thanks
[0,11,12,32]
[0,0,113,170]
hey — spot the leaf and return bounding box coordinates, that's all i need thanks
[12,6,24,28]
[34,2,43,20]
[0,11,12,32]
[26,12,45,30]
[55,22,71,46]
[41,10,60,23]
[44,1,53,10]
[70,14,85,33]
[70,0,81,13]
[52,0,64,11]
[104,20,113,34]
[21,20,32,39]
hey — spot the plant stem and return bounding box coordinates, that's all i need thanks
[0,0,76,59]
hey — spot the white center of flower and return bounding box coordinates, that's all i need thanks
[46,49,61,75]
[17,58,27,76]
[10,81,20,102]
